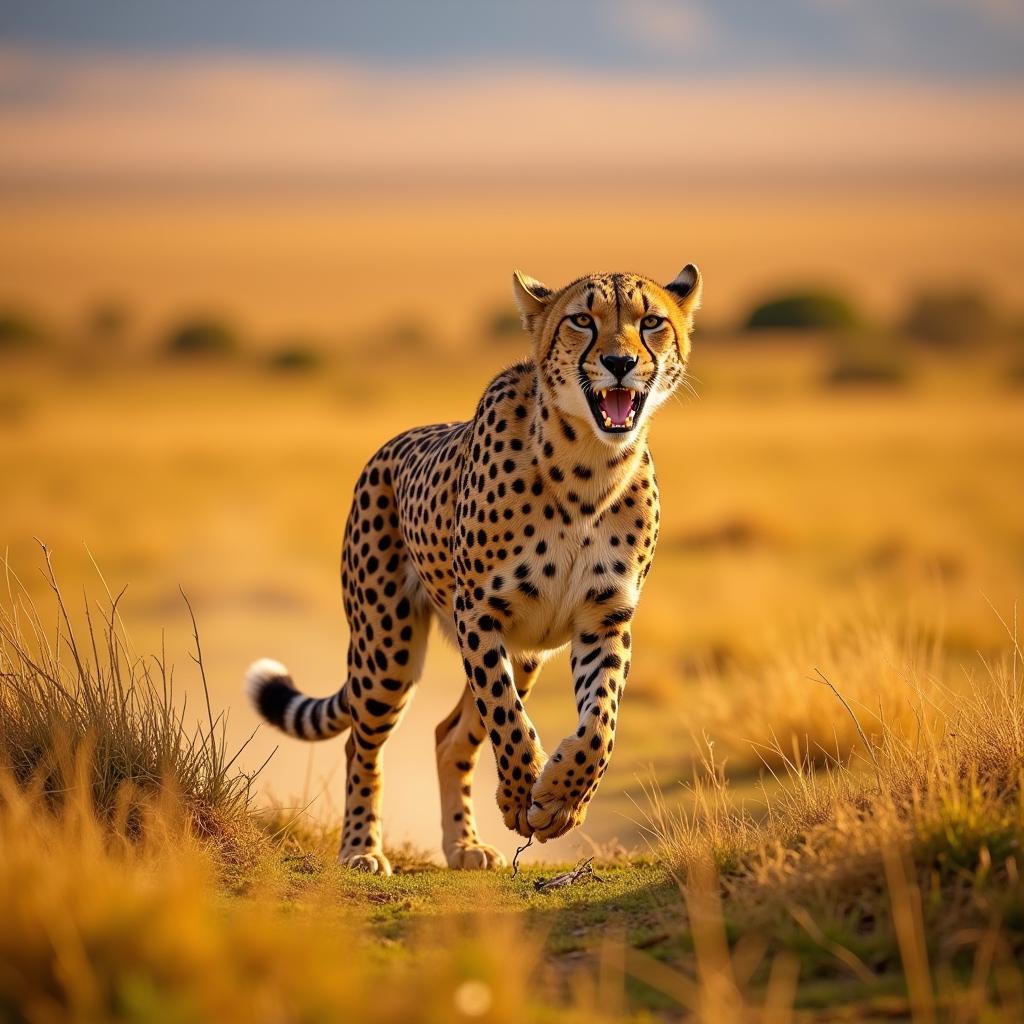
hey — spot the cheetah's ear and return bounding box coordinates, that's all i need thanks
[664,264,702,320]
[512,270,553,333]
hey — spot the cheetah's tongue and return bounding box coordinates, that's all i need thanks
[600,388,634,426]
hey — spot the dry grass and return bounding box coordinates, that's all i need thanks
[0,774,612,1024]
[0,558,617,1022]
[0,546,265,874]
[1,182,1023,1017]
[2,553,1024,1019]
[2,347,1021,852]
[644,617,1024,1017]
[686,607,948,772]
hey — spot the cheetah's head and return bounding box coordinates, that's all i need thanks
[512,268,701,446]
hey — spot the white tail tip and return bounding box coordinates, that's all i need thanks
[244,657,292,703]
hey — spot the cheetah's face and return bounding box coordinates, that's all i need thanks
[512,268,701,446]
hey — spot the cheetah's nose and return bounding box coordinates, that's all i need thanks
[600,354,638,382]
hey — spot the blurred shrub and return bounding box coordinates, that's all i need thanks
[487,306,523,340]
[267,341,323,373]
[745,289,862,332]
[85,299,131,342]
[164,317,239,359]
[823,333,910,388]
[902,287,995,347]
[1005,324,1024,387]
[0,391,31,425]
[388,316,432,351]
[0,308,47,353]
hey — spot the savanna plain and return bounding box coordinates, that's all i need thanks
[1,184,1024,1021]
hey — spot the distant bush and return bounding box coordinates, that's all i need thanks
[388,316,432,351]
[823,333,910,388]
[902,287,995,347]
[165,317,239,359]
[84,299,131,343]
[488,307,523,340]
[0,309,47,353]
[1005,325,1024,387]
[745,290,862,332]
[267,342,323,373]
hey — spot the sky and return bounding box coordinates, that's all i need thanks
[4,0,1023,78]
[1,1,1022,185]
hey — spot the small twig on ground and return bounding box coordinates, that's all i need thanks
[533,856,605,893]
[512,835,533,878]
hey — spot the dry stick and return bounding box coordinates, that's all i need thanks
[512,835,533,877]
[180,589,216,745]
[534,856,605,893]
[813,668,883,791]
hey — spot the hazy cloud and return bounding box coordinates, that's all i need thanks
[0,2,1021,77]
[604,0,717,56]
[1,49,1021,184]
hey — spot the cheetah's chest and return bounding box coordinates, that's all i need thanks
[482,521,623,654]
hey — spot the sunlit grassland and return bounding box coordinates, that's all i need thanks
[2,554,1023,1020]
[1,185,1020,340]
[1,338,1023,856]
[2,181,1023,1018]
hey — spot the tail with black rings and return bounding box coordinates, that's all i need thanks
[245,658,352,740]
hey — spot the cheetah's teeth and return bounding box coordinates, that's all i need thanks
[593,384,641,430]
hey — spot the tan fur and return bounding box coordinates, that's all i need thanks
[246,268,701,874]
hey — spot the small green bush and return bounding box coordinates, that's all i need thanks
[745,290,862,332]
[902,287,995,347]
[823,333,910,388]
[488,307,523,340]
[0,309,47,352]
[389,317,431,351]
[267,343,323,373]
[1005,327,1024,387]
[85,299,131,342]
[165,317,239,359]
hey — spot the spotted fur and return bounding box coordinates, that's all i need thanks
[246,267,702,875]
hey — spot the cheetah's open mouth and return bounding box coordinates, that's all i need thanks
[586,386,647,433]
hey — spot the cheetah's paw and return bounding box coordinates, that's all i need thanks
[526,797,586,842]
[339,849,393,876]
[499,800,534,838]
[445,841,507,870]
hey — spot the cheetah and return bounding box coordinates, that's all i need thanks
[246,267,702,875]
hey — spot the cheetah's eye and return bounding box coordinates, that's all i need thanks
[641,315,665,330]
[571,313,594,329]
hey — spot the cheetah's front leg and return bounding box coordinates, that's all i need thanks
[456,612,547,837]
[527,606,634,841]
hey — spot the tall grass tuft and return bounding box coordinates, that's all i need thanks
[0,547,264,866]
[648,613,1024,1015]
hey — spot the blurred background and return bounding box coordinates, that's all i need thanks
[1,2,1022,862]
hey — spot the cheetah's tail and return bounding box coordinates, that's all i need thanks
[244,658,352,741]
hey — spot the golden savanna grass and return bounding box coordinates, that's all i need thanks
[2,183,1024,1018]
[3,552,1024,1020]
